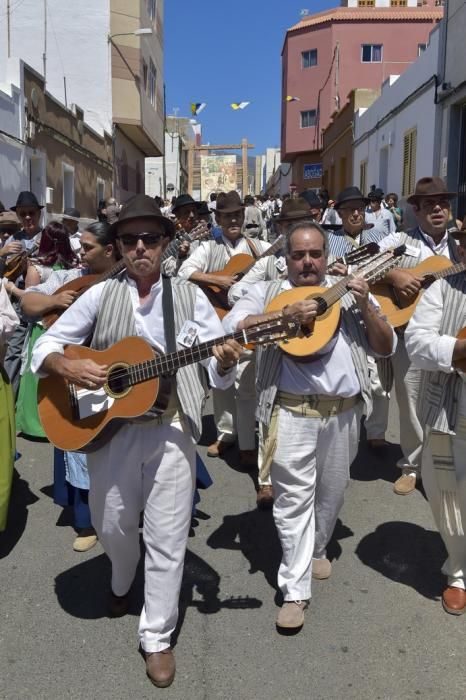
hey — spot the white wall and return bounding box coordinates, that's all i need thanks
[353,26,439,197]
[146,133,184,198]
[0,60,28,208]
[0,0,112,136]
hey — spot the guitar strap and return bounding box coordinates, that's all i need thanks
[246,238,261,259]
[162,274,177,356]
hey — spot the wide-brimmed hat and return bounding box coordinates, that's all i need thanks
[407,177,456,205]
[172,194,197,213]
[334,186,369,210]
[299,189,322,209]
[368,188,384,201]
[276,197,311,221]
[451,216,466,240]
[196,201,210,217]
[11,191,44,211]
[0,210,20,230]
[109,194,175,237]
[216,191,244,214]
[62,207,81,221]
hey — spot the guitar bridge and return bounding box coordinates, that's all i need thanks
[68,383,80,421]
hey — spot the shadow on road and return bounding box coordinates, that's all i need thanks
[355,521,446,599]
[0,467,39,559]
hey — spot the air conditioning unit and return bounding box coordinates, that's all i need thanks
[46,187,54,205]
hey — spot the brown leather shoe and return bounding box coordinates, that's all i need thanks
[442,586,466,615]
[256,485,274,510]
[108,590,129,618]
[239,449,258,470]
[207,439,234,458]
[145,648,176,688]
[393,472,417,495]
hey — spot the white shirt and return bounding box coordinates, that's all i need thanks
[177,234,270,279]
[228,255,287,305]
[365,207,396,235]
[379,228,453,261]
[31,274,234,390]
[223,277,387,397]
[405,279,458,374]
[0,280,19,353]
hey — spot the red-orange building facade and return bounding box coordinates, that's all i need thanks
[281,5,443,192]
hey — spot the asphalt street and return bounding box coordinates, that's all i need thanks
[1,398,465,700]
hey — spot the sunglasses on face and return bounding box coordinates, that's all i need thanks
[17,210,38,218]
[118,233,164,246]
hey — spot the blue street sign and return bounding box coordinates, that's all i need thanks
[303,163,322,180]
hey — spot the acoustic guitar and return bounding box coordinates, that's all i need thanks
[41,260,127,329]
[455,327,466,372]
[264,245,405,358]
[37,316,300,452]
[162,221,212,261]
[201,235,286,319]
[371,256,466,328]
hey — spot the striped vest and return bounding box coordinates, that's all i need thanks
[396,227,460,269]
[328,227,387,259]
[91,275,209,441]
[418,276,466,433]
[255,280,373,425]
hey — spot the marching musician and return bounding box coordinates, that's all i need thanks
[405,218,466,616]
[1,191,43,396]
[223,220,396,630]
[377,177,460,495]
[20,221,119,553]
[329,186,392,453]
[31,195,242,688]
[178,190,270,469]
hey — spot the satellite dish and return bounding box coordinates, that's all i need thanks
[300,8,309,16]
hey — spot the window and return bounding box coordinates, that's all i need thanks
[96,178,105,208]
[142,59,148,92]
[361,44,383,63]
[302,49,317,68]
[358,0,375,5]
[418,43,427,56]
[148,59,157,107]
[300,110,316,128]
[390,0,407,5]
[147,0,156,20]
[360,160,367,197]
[402,128,417,197]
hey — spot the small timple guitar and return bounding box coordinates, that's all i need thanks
[371,256,466,328]
[264,245,406,358]
[37,317,300,452]
[326,242,380,273]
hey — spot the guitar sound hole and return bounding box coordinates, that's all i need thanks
[107,366,131,395]
[315,296,328,315]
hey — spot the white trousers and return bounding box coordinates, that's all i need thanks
[365,356,389,440]
[422,391,466,590]
[87,420,196,653]
[271,403,362,601]
[213,354,256,450]
[391,336,423,469]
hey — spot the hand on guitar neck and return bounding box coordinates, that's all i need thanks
[189,270,238,290]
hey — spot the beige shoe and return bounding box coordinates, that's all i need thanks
[393,472,417,495]
[145,648,176,688]
[312,557,332,580]
[206,439,234,458]
[276,600,308,630]
[73,528,98,552]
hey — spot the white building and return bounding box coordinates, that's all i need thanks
[435,0,466,219]
[353,26,440,201]
[0,61,30,208]
[0,0,164,202]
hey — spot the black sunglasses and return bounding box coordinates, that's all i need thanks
[118,233,164,246]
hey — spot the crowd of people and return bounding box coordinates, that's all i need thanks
[0,177,465,688]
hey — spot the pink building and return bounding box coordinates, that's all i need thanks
[281,4,443,192]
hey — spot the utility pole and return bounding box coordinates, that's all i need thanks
[242,138,248,197]
[43,0,47,87]
[7,0,11,57]
[162,83,167,199]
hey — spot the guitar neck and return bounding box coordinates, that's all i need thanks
[99,259,126,283]
[236,236,285,280]
[432,261,466,282]
[126,326,262,386]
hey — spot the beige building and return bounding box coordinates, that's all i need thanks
[1,0,165,204]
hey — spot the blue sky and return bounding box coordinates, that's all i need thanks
[164,0,336,155]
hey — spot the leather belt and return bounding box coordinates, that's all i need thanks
[276,391,361,418]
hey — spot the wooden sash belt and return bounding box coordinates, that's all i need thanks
[276,391,361,418]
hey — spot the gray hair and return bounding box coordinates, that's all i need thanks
[284,220,329,257]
